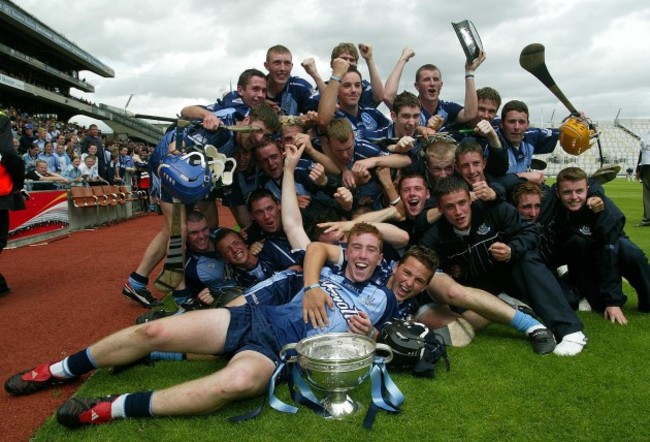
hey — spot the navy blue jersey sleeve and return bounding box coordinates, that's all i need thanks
[529,127,560,155]
[258,237,305,269]
[244,270,303,306]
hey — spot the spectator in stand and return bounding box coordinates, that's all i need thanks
[25,160,69,190]
[38,142,59,173]
[81,124,109,182]
[78,155,102,184]
[54,133,66,151]
[81,124,103,153]
[115,146,136,186]
[22,144,40,172]
[81,144,98,162]
[63,156,85,186]
[47,122,60,141]
[33,127,47,151]
[55,142,71,172]
[69,132,82,158]
[19,123,35,154]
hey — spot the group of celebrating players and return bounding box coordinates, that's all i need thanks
[4,41,650,429]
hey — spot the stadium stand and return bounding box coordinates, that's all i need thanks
[535,119,650,176]
[0,0,163,144]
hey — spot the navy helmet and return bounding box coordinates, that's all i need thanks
[157,152,211,204]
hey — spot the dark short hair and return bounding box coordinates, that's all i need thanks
[400,245,439,282]
[398,171,427,191]
[433,175,470,201]
[556,166,588,185]
[187,210,207,224]
[477,87,502,109]
[415,64,440,83]
[266,44,291,61]
[392,91,420,114]
[237,68,266,88]
[214,228,242,248]
[247,188,279,211]
[454,140,485,162]
[501,100,529,121]
[249,102,282,134]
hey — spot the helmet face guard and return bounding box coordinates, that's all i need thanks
[157,152,212,204]
[559,117,596,156]
[379,318,450,378]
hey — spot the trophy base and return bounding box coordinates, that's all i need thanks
[321,393,360,419]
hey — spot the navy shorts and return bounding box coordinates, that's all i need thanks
[224,304,281,364]
[150,172,174,203]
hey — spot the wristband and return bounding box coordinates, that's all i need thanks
[304,283,321,292]
[389,196,401,206]
[330,75,341,83]
[465,74,475,80]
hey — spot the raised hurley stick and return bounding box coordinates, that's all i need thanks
[519,43,578,115]
[154,198,185,292]
[132,112,262,133]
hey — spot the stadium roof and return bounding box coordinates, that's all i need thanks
[0,0,114,77]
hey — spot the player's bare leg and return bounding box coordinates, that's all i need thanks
[151,350,274,416]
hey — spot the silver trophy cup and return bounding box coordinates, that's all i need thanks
[280,333,393,419]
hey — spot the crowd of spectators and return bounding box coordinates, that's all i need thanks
[2,105,153,192]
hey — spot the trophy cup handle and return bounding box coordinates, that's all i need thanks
[279,342,298,363]
[375,343,394,364]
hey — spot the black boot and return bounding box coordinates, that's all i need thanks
[0,273,10,296]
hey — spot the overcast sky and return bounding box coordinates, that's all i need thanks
[12,0,650,127]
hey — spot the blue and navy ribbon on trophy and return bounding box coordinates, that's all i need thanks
[363,356,405,429]
[231,346,405,428]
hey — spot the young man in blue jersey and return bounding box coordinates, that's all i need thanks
[185,68,268,127]
[4,224,437,429]
[303,42,385,109]
[323,118,411,207]
[383,49,485,132]
[121,103,280,308]
[317,58,391,142]
[497,100,559,182]
[263,45,318,116]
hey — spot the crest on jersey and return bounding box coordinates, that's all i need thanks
[477,223,491,235]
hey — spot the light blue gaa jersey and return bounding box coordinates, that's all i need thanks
[499,127,559,173]
[257,266,398,348]
[335,105,391,142]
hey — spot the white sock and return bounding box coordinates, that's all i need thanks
[111,394,128,419]
[553,331,587,356]
[526,324,546,334]
[49,359,74,379]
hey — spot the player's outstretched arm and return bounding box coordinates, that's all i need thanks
[282,144,311,251]
[302,242,341,328]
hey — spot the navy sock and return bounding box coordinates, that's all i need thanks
[124,391,154,418]
[129,272,148,291]
[65,348,98,377]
